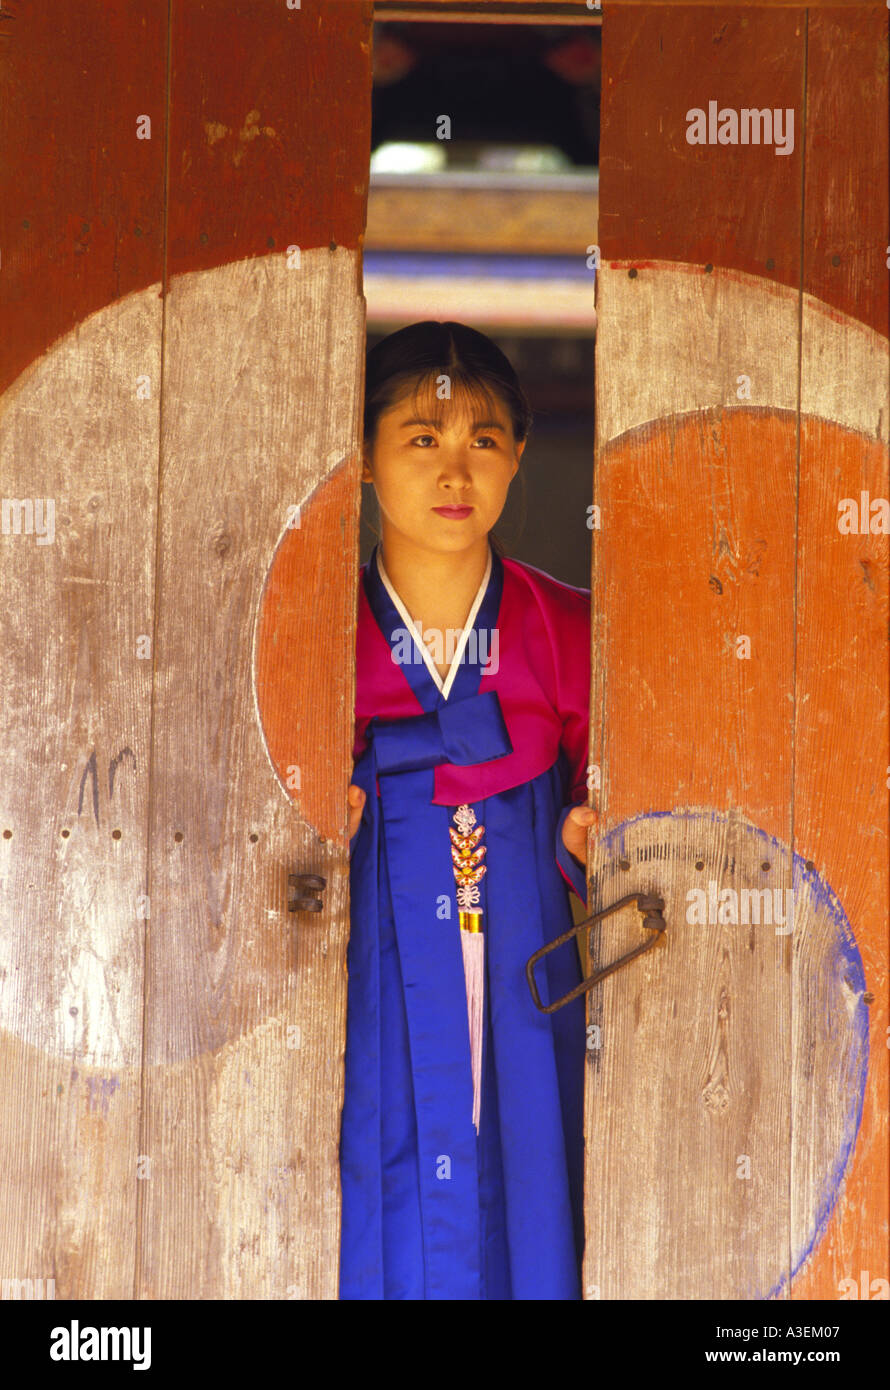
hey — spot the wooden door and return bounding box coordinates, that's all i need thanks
[3,0,886,1306]
[584,2,888,1300]
[0,0,372,1300]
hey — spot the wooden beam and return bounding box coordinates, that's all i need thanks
[366,178,598,253]
[375,4,601,22]
[373,0,868,21]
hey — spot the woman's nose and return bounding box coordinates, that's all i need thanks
[438,450,473,484]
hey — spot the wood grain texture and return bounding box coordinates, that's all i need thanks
[604,3,889,345]
[799,6,889,342]
[596,264,799,440]
[791,2,889,1301]
[0,0,166,1299]
[165,0,371,281]
[596,4,888,334]
[588,0,887,1300]
[0,0,371,394]
[257,459,369,848]
[789,2,884,1301]
[584,811,806,1295]
[583,810,868,1300]
[136,249,364,1299]
[790,424,888,1302]
[0,1,168,397]
[597,265,889,448]
[1,0,371,1301]
[0,283,162,1297]
[586,397,798,1298]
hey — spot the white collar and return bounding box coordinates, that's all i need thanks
[376,545,492,700]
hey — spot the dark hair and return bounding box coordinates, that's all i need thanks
[363,321,531,558]
[364,320,532,445]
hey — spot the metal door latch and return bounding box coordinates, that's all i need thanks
[288,872,326,913]
[526,892,666,1014]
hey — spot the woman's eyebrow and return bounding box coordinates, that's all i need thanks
[397,417,506,432]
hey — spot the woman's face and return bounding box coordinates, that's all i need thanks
[361,380,525,558]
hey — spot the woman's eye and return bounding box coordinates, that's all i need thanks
[409,434,497,448]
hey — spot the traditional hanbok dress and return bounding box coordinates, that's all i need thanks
[339,537,591,1300]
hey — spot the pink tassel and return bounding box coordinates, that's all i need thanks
[450,803,487,1131]
[459,928,485,1133]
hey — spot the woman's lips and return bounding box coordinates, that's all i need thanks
[433,505,473,518]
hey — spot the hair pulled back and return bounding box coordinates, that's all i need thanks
[363,321,532,449]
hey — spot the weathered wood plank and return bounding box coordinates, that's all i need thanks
[798,4,890,337]
[136,0,371,1299]
[597,6,804,301]
[0,3,167,396]
[586,815,785,1300]
[137,251,364,1300]
[585,400,799,1298]
[0,0,166,1295]
[583,807,869,1300]
[791,4,889,1301]
[588,0,886,1300]
[586,2,803,1299]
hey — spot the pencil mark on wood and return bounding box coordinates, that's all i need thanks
[85,1075,120,1116]
[77,752,100,826]
[108,746,136,800]
[78,748,138,824]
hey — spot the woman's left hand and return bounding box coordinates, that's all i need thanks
[561,804,598,866]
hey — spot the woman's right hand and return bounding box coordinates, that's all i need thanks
[347,783,367,842]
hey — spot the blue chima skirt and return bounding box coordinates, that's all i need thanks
[339,738,586,1301]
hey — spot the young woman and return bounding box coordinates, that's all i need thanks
[340,321,597,1300]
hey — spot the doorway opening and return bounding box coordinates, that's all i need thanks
[362,6,602,592]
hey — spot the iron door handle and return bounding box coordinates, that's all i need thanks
[288,872,327,914]
[526,892,666,1014]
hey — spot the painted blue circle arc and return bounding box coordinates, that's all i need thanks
[596,808,869,1300]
